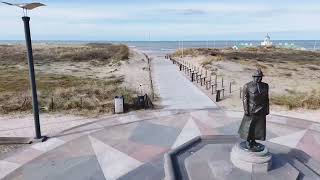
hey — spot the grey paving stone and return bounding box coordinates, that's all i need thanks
[22,155,105,180]
[130,122,180,148]
[118,162,164,180]
[214,121,241,135]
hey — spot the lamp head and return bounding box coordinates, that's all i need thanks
[2,2,45,9]
[2,2,45,16]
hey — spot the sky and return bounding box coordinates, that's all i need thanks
[1,0,320,41]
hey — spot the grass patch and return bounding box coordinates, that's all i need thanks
[0,68,136,115]
[172,47,320,66]
[271,90,320,110]
[305,65,320,71]
[172,48,221,57]
[0,44,130,66]
[201,56,225,67]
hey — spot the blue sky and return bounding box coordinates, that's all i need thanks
[1,0,320,40]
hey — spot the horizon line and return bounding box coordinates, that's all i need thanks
[1,39,320,42]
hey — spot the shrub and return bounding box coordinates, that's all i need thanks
[271,90,320,110]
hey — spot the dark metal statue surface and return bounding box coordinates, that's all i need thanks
[238,69,269,152]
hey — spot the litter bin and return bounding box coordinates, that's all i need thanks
[137,95,145,109]
[114,96,124,114]
[216,90,221,102]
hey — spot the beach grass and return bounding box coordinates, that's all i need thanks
[0,43,136,115]
[271,90,320,110]
[173,46,320,65]
[0,43,130,66]
[0,68,136,114]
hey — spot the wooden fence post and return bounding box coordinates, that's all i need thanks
[51,97,54,111]
[215,75,218,90]
[222,77,224,87]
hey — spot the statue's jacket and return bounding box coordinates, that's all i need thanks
[238,81,269,141]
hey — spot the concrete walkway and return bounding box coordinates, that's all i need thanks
[152,57,217,110]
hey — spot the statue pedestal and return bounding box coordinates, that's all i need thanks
[164,135,319,180]
[230,142,272,173]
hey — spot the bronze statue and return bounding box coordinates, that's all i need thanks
[238,69,269,152]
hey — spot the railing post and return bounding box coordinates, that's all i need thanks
[222,77,224,87]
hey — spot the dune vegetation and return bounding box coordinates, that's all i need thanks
[172,47,320,110]
[0,43,138,115]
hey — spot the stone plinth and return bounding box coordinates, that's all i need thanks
[230,143,272,173]
[164,135,320,180]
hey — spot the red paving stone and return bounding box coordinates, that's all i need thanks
[297,130,320,162]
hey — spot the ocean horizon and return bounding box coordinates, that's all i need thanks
[1,40,320,53]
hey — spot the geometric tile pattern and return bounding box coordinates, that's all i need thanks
[1,109,319,180]
[269,129,308,148]
[89,136,142,180]
[172,118,201,149]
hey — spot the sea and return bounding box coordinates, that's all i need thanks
[1,40,319,54]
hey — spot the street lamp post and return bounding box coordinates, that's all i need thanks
[2,2,47,141]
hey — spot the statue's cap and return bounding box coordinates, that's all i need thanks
[253,68,264,77]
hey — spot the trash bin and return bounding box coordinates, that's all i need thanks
[216,90,221,102]
[137,95,145,109]
[114,96,124,114]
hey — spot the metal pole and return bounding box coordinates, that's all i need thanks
[22,16,42,139]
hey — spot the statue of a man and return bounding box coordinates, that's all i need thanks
[238,69,269,152]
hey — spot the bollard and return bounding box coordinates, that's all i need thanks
[211,85,215,94]
[179,64,182,71]
[222,77,224,87]
[240,87,242,98]
[215,75,218,86]
[191,73,195,82]
[229,82,232,93]
[216,90,221,102]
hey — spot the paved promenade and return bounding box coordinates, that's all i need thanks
[152,57,217,110]
[0,57,319,180]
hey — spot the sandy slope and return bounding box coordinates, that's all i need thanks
[176,51,320,123]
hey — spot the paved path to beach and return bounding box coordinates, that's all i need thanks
[152,56,217,110]
[0,54,320,180]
